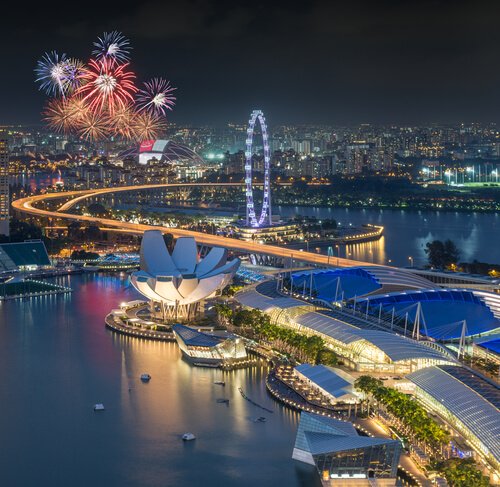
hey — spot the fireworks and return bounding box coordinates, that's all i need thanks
[108,104,137,139]
[35,51,71,97]
[76,58,137,114]
[78,111,109,141]
[64,58,86,93]
[137,78,176,116]
[93,31,132,63]
[35,32,176,142]
[133,112,167,141]
[44,99,75,133]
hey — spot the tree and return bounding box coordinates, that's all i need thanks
[87,203,108,216]
[425,239,461,269]
[443,239,460,266]
[441,458,490,487]
[316,348,339,366]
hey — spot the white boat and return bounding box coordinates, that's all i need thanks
[140,373,151,382]
[182,433,196,441]
[94,403,105,411]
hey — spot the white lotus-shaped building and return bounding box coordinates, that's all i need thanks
[131,230,240,318]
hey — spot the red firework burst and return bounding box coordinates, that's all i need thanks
[75,58,137,114]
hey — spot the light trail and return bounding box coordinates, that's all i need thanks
[12,183,378,268]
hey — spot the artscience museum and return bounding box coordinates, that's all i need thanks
[131,230,240,320]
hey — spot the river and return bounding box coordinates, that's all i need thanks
[277,206,500,267]
[11,174,499,267]
[0,274,319,487]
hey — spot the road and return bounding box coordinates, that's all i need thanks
[12,183,377,268]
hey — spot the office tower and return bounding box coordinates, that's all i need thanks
[0,138,9,237]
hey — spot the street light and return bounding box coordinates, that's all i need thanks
[408,256,413,267]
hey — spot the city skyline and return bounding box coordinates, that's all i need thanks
[1,0,500,126]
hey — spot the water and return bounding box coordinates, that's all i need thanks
[277,206,500,267]
[0,274,319,487]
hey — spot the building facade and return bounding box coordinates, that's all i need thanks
[0,138,8,237]
[293,412,402,485]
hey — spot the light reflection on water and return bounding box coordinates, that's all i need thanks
[0,274,317,487]
[278,206,500,266]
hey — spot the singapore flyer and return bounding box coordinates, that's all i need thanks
[245,110,272,228]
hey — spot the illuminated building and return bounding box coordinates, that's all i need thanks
[0,138,8,237]
[0,241,51,272]
[131,230,240,320]
[172,324,247,366]
[236,282,455,374]
[293,412,401,485]
[234,221,298,242]
[408,365,500,475]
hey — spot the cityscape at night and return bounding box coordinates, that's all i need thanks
[0,1,499,487]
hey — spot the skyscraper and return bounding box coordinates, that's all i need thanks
[0,137,9,237]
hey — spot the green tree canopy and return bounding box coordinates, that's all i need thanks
[425,239,461,269]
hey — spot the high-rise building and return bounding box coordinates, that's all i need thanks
[0,138,9,237]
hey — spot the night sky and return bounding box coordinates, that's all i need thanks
[2,0,500,126]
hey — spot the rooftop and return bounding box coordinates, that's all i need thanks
[0,241,51,271]
[408,365,500,464]
[295,364,355,400]
[172,324,222,348]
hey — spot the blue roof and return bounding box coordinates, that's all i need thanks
[292,268,381,300]
[295,364,353,399]
[478,338,500,355]
[356,289,500,339]
[172,324,222,347]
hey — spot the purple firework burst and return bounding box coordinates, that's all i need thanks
[64,58,86,93]
[136,78,176,116]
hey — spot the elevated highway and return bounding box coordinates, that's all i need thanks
[12,183,377,268]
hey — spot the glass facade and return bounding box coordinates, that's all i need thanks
[314,443,401,479]
[293,412,402,482]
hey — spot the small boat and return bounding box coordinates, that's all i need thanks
[182,433,196,441]
[214,381,225,386]
[216,398,230,404]
[94,403,105,411]
[257,416,267,423]
[140,373,151,382]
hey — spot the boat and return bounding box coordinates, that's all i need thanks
[216,398,230,404]
[94,403,105,411]
[140,373,151,382]
[214,381,225,386]
[182,433,196,441]
[257,416,267,422]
